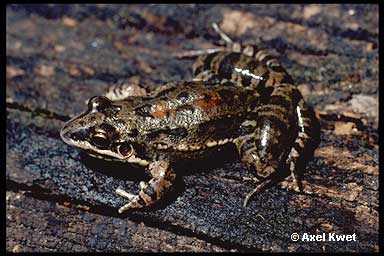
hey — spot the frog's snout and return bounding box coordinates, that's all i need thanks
[60,123,88,146]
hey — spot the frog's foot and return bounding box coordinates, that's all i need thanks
[212,23,282,68]
[173,22,234,59]
[211,22,234,44]
[104,79,147,101]
[116,160,176,213]
[115,188,145,213]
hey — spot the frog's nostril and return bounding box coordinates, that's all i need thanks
[60,127,87,145]
[71,129,89,142]
[70,132,82,141]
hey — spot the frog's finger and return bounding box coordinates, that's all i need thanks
[116,189,143,213]
[115,188,136,200]
[118,202,136,213]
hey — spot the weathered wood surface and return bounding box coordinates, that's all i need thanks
[6,4,379,252]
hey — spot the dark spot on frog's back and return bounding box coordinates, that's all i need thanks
[128,128,139,137]
[218,88,236,101]
[193,52,219,76]
[147,127,188,139]
[134,104,154,118]
[175,104,195,113]
[218,52,240,79]
[177,91,189,101]
[167,127,188,137]
[155,86,178,97]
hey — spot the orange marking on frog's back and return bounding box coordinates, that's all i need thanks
[193,92,222,111]
[149,101,171,118]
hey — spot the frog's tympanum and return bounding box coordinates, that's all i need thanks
[61,24,320,213]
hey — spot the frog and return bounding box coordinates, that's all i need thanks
[60,23,320,213]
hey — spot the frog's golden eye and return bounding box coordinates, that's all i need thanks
[91,133,110,149]
[117,143,134,157]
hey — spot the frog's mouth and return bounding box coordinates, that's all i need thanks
[84,149,149,167]
[61,129,149,166]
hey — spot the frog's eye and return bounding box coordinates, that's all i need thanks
[117,143,134,157]
[88,96,111,112]
[90,123,117,149]
[91,133,110,149]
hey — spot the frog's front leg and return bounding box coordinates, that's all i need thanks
[116,160,176,213]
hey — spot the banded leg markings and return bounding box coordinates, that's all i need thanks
[103,81,147,101]
[286,98,320,192]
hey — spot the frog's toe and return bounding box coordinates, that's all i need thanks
[243,189,257,207]
[118,203,131,213]
[115,188,143,213]
[292,177,304,193]
[116,188,136,200]
[116,195,143,213]
[243,178,273,207]
[139,181,146,190]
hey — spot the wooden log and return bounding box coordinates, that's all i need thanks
[6,4,378,252]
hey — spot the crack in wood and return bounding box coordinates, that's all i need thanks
[6,101,70,122]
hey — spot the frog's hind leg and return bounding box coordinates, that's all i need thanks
[286,97,320,192]
[116,160,176,213]
[236,83,299,206]
[236,136,287,207]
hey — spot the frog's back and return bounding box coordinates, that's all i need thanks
[118,81,258,153]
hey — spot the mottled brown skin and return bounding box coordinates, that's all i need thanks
[60,25,320,212]
[192,42,320,205]
[61,81,263,212]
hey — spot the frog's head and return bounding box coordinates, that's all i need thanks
[60,96,147,165]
